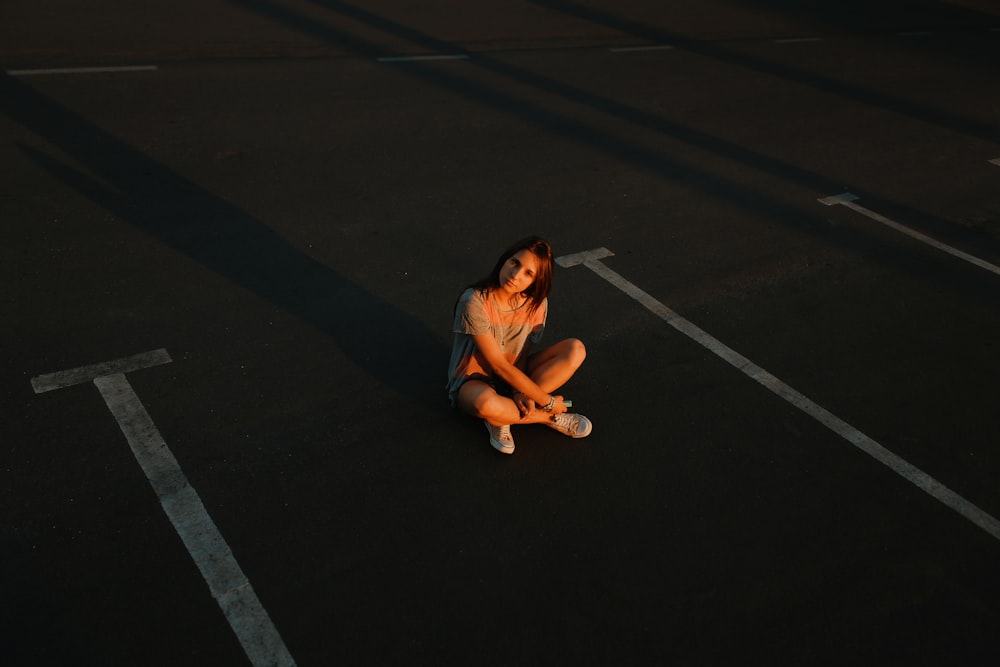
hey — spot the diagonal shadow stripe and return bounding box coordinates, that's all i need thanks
[2,72,448,406]
[530,0,1000,145]
[297,0,846,195]
[235,0,1000,292]
[237,0,834,218]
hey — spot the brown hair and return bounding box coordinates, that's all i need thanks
[470,236,554,316]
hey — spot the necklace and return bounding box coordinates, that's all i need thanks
[491,291,527,348]
[492,290,527,313]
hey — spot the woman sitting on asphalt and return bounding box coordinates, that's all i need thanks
[446,236,592,454]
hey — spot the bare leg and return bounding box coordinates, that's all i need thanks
[457,380,563,426]
[527,338,586,392]
[457,339,586,426]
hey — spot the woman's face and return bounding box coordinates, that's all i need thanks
[497,249,540,296]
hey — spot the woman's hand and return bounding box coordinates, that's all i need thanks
[514,391,535,418]
[516,392,569,418]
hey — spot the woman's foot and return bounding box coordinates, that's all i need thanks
[547,413,593,438]
[485,421,515,454]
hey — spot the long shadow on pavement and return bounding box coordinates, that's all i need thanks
[1,73,449,408]
[238,0,1000,296]
[531,0,1000,145]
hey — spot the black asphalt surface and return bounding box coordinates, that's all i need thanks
[4,1,1000,665]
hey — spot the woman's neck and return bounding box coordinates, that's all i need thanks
[492,287,527,311]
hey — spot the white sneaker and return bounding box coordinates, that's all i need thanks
[547,413,592,438]
[485,421,515,454]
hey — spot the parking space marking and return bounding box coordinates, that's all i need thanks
[557,249,1000,542]
[819,193,1000,277]
[31,348,172,393]
[376,54,469,62]
[32,350,297,667]
[609,44,675,52]
[5,65,158,76]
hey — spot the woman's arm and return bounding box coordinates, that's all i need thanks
[471,332,552,407]
[512,342,536,415]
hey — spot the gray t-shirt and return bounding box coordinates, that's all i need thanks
[446,287,547,404]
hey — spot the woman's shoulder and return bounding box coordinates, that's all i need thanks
[458,286,488,304]
[456,286,491,315]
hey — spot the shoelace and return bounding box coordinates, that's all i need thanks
[498,425,513,441]
[553,414,576,429]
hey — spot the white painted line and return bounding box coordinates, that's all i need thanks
[819,193,1000,277]
[609,44,675,53]
[31,348,172,393]
[6,65,158,76]
[557,249,1000,542]
[376,54,469,62]
[989,158,1000,167]
[32,354,296,667]
[555,247,615,267]
[774,37,823,44]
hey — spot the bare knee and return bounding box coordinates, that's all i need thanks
[566,338,587,367]
[471,392,499,420]
[460,384,506,421]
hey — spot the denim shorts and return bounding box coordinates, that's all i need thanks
[452,373,513,406]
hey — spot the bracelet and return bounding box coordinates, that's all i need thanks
[542,396,556,412]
